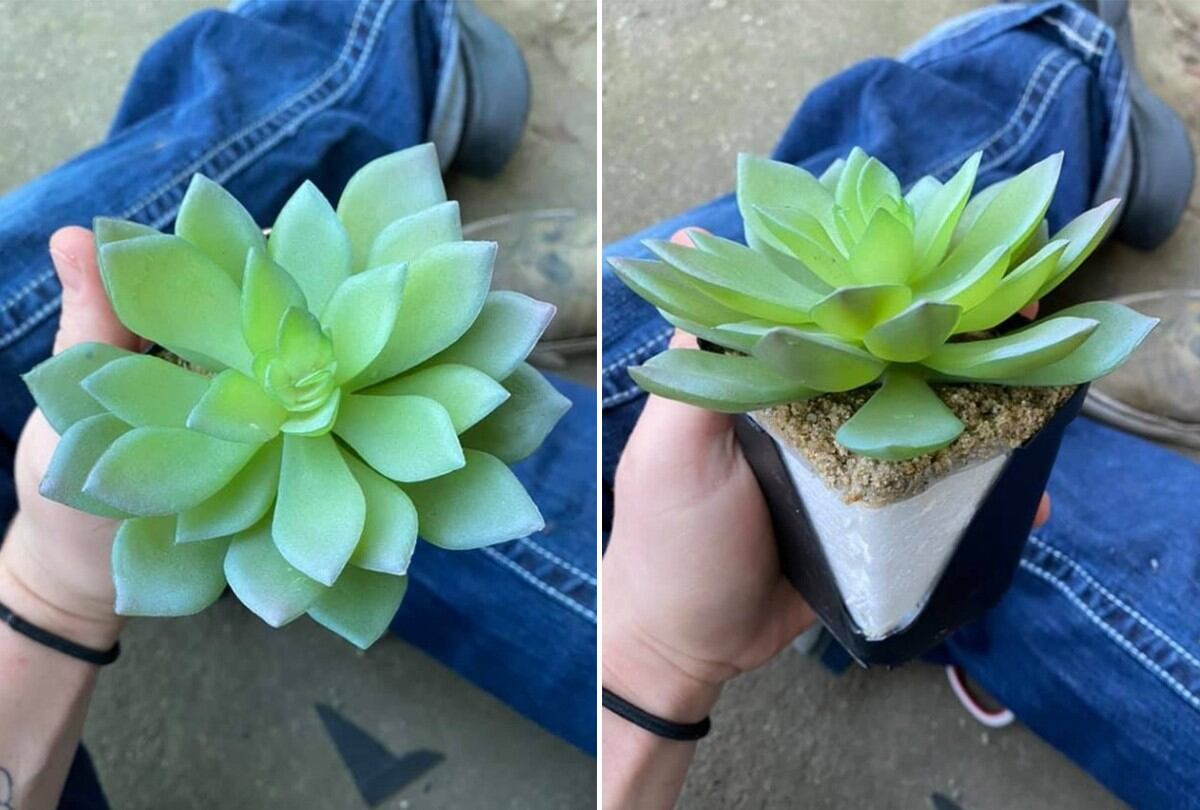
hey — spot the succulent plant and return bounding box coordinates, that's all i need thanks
[23,143,570,648]
[611,148,1157,461]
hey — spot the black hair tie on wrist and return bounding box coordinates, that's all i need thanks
[602,687,711,741]
[0,600,120,666]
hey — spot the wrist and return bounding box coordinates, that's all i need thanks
[602,614,722,726]
[0,518,122,651]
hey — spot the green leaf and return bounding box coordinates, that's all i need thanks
[81,354,209,428]
[308,566,408,650]
[366,364,508,433]
[366,201,462,267]
[334,394,464,482]
[818,157,845,190]
[406,449,543,550]
[241,247,308,356]
[863,301,962,362]
[274,433,365,586]
[856,157,903,221]
[753,327,887,392]
[955,240,1067,333]
[992,301,1158,385]
[175,174,266,284]
[809,284,912,340]
[23,342,134,434]
[628,349,817,412]
[321,263,407,384]
[341,450,418,575]
[186,369,287,443]
[420,291,554,381]
[1014,218,1050,265]
[912,151,980,273]
[176,439,282,542]
[100,234,251,372]
[461,363,570,463]
[84,427,258,516]
[936,152,1063,283]
[848,209,914,285]
[337,143,447,271]
[658,312,758,354]
[274,307,331,369]
[903,176,942,218]
[94,217,160,298]
[94,217,159,247]
[223,519,325,627]
[836,371,963,459]
[610,258,746,327]
[645,239,818,323]
[112,516,229,617]
[1036,198,1121,299]
[915,245,1008,310]
[950,178,1003,246]
[352,241,495,386]
[752,206,854,288]
[280,388,341,436]
[690,227,835,295]
[268,180,353,316]
[39,414,132,519]
[922,316,1099,380]
[834,147,870,236]
[737,153,839,253]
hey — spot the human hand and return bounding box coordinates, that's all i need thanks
[602,229,1052,723]
[602,230,816,722]
[0,227,139,649]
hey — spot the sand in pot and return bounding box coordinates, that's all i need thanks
[756,384,1074,640]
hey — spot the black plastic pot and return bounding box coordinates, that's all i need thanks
[733,384,1088,667]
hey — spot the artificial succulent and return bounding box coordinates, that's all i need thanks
[24,143,570,648]
[611,148,1156,460]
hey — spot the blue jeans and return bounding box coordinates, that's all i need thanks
[604,2,1197,808]
[0,0,597,795]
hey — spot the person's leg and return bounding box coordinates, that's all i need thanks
[0,0,595,759]
[603,2,1198,805]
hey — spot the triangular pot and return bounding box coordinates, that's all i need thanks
[733,384,1087,667]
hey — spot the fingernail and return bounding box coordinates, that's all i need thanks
[50,246,81,292]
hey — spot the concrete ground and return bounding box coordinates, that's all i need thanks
[604,0,1199,808]
[0,1,596,808]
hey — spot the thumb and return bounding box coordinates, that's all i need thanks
[49,226,139,354]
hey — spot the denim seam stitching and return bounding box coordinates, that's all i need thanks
[0,272,56,318]
[117,0,374,223]
[1019,557,1200,713]
[192,0,396,215]
[0,0,390,348]
[978,57,1080,174]
[601,326,673,408]
[603,327,673,376]
[483,546,596,623]
[1044,16,1102,58]
[519,538,597,587]
[922,48,1064,180]
[0,295,63,351]
[1028,536,1200,672]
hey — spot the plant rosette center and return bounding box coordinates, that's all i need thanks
[613,146,1158,462]
[252,308,340,433]
[23,143,571,649]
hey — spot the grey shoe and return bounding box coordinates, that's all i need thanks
[1075,0,1195,249]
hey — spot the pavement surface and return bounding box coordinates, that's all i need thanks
[0,1,596,808]
[604,1,1199,808]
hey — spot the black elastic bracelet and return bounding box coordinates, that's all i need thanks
[602,687,711,741]
[0,600,120,666]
